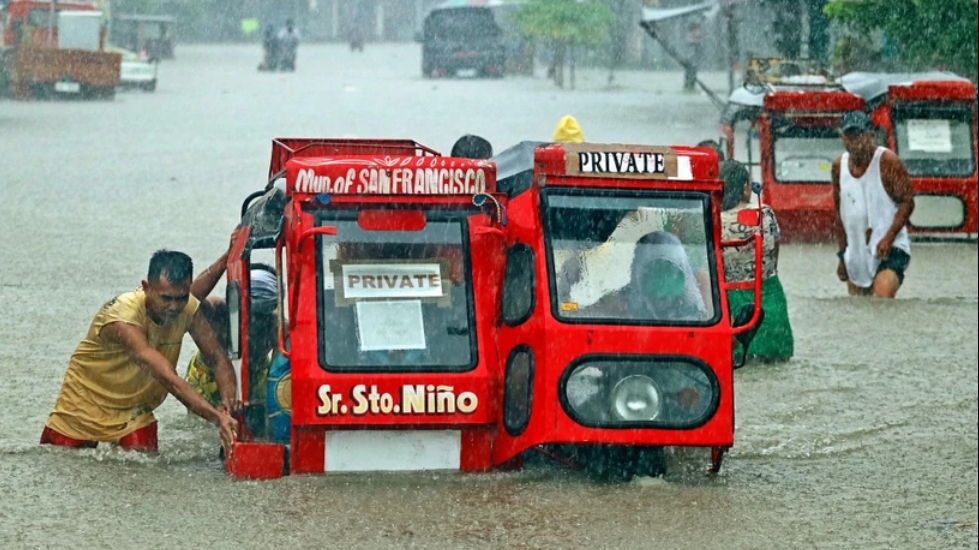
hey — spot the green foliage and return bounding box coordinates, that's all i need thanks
[511,0,614,46]
[825,0,978,79]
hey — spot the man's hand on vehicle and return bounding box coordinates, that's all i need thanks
[216,411,239,453]
[220,399,243,416]
[837,259,849,282]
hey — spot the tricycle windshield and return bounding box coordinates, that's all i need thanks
[316,214,475,372]
[892,104,975,177]
[544,190,718,325]
[771,120,840,183]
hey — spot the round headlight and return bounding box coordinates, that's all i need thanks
[611,375,662,421]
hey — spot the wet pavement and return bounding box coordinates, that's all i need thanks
[1,44,976,550]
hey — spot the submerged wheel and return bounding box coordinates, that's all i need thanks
[545,444,667,482]
[582,445,667,482]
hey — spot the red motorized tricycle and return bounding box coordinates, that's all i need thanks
[222,138,764,480]
[844,72,978,237]
[721,59,978,242]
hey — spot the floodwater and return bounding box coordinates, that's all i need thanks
[1,45,976,550]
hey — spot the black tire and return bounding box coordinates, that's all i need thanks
[581,445,667,482]
[141,80,157,92]
[85,86,115,101]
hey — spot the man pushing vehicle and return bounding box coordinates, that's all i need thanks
[41,250,239,453]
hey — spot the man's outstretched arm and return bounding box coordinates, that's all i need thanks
[100,322,238,450]
[878,151,915,260]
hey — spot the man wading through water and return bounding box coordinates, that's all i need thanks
[832,111,915,298]
[41,250,239,453]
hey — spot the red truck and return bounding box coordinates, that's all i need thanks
[1,0,120,99]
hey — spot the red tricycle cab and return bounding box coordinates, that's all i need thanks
[223,139,763,480]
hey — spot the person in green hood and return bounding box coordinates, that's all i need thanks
[583,231,709,323]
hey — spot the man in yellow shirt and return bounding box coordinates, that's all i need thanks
[41,250,239,452]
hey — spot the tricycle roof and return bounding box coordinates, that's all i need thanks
[493,141,720,196]
[840,71,974,102]
[285,155,495,197]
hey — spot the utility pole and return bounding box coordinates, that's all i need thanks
[724,5,739,93]
[799,0,810,58]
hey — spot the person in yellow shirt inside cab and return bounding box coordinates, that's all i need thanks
[184,266,278,413]
[40,250,240,453]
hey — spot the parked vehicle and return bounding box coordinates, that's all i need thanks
[845,72,978,237]
[420,7,505,79]
[221,138,764,481]
[106,44,157,92]
[720,59,978,241]
[1,0,120,100]
[109,14,175,60]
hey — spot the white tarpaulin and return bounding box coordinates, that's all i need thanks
[641,1,715,23]
[841,72,971,102]
[906,119,954,153]
[355,300,427,351]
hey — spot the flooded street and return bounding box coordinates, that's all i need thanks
[1,44,976,550]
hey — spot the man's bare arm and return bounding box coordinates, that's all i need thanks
[831,158,849,282]
[190,226,243,302]
[100,322,238,448]
[189,310,240,412]
[190,251,229,302]
[879,151,916,246]
[831,158,847,253]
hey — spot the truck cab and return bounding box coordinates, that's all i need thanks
[1,0,120,99]
[223,139,763,480]
[420,6,505,78]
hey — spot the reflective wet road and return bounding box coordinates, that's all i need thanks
[1,44,976,550]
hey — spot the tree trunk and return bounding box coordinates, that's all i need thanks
[607,0,628,86]
[552,41,567,88]
[570,44,576,90]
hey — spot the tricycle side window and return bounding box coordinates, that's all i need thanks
[544,190,719,326]
[771,117,840,184]
[892,103,975,177]
[315,214,476,372]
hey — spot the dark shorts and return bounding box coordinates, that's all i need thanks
[877,248,911,285]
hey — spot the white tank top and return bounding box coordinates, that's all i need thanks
[839,147,911,288]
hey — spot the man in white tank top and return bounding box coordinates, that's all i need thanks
[831,111,916,298]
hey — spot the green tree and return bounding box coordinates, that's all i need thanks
[511,0,614,88]
[825,0,978,81]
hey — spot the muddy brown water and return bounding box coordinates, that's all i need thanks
[1,45,976,550]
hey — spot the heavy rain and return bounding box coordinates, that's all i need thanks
[1,1,976,549]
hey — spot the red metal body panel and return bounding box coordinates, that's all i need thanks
[758,91,863,242]
[268,138,440,180]
[763,90,865,113]
[490,147,735,465]
[873,83,978,235]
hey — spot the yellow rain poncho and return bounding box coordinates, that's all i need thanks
[553,116,585,143]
